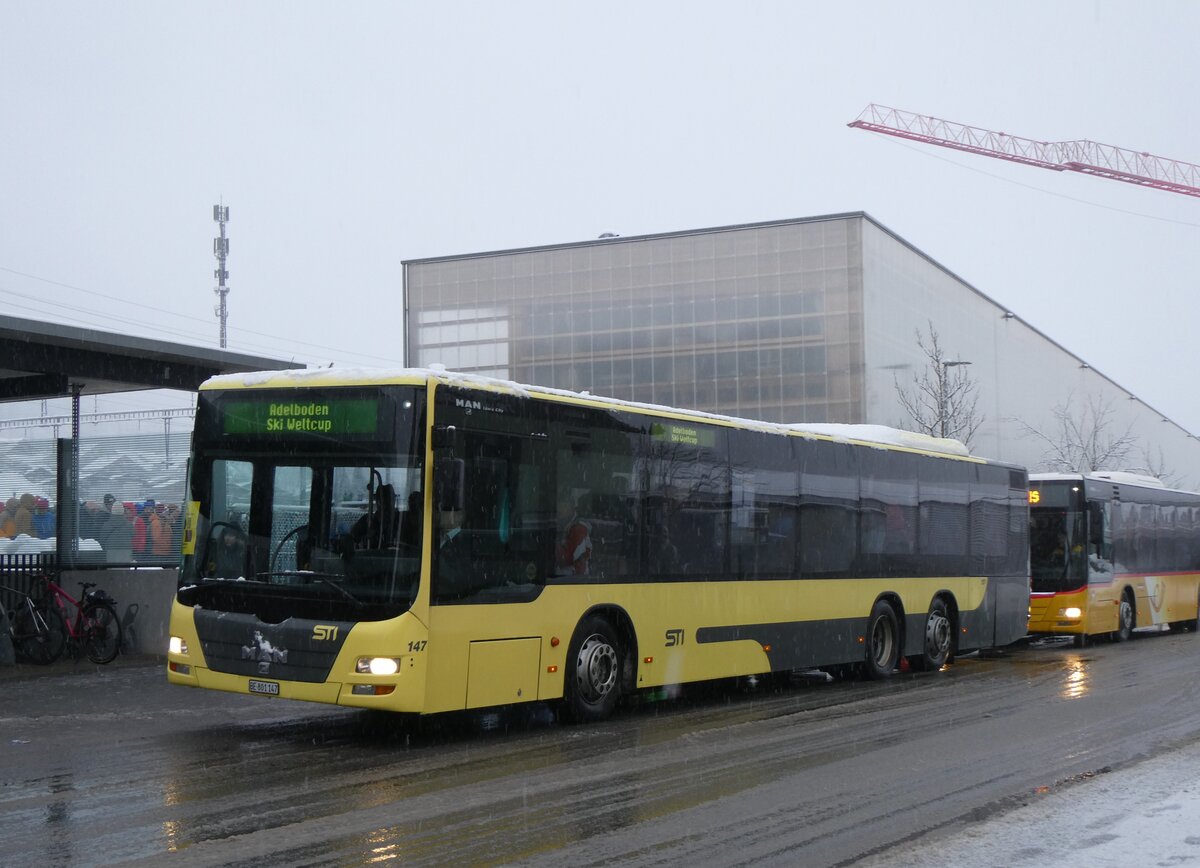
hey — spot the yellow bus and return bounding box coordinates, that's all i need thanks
[1028,472,1200,647]
[167,368,1029,721]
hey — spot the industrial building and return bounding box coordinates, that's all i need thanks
[403,212,1200,484]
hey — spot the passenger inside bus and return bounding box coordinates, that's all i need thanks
[211,522,247,579]
[1051,531,1083,564]
[351,479,400,550]
[434,505,472,596]
[555,493,593,576]
[399,490,423,548]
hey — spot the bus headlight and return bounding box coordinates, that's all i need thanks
[169,636,189,655]
[356,657,400,676]
[1061,607,1082,620]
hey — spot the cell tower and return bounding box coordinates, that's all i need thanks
[212,203,231,348]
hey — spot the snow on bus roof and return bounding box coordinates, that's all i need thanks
[202,365,972,458]
[1032,470,1169,489]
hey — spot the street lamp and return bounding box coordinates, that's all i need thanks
[939,360,972,438]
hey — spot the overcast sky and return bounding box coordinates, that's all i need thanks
[3,2,1199,432]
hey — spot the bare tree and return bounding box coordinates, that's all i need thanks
[894,321,983,446]
[1019,393,1137,473]
[1126,443,1180,488]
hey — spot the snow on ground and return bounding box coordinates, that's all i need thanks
[858,740,1200,867]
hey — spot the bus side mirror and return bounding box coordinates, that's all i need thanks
[432,425,459,451]
[434,458,465,512]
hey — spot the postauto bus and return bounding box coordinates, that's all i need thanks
[1029,472,1200,646]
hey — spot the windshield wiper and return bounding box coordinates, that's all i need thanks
[198,576,274,585]
[253,571,365,606]
[308,575,364,606]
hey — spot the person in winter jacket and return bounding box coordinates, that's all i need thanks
[32,497,54,538]
[0,497,16,537]
[14,493,35,537]
[150,504,173,556]
[99,502,134,558]
[554,494,592,576]
[131,502,149,556]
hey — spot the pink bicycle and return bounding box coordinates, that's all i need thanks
[38,576,122,664]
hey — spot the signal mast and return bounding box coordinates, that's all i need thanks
[213,203,230,348]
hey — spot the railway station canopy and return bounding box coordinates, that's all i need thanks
[0,314,300,402]
[0,315,302,573]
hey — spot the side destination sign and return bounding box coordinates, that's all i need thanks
[222,399,379,436]
[650,422,715,448]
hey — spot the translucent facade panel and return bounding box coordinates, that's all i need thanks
[405,217,867,426]
[859,221,1200,482]
[406,216,1200,484]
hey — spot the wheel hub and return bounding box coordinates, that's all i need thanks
[926,612,951,658]
[871,618,895,666]
[575,634,617,702]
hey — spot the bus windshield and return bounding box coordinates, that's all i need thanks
[177,385,426,622]
[1029,482,1087,593]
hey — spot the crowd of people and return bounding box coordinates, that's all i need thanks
[0,492,182,559]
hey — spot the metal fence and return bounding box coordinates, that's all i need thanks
[0,429,189,568]
[0,552,57,612]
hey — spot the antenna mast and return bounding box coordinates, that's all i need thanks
[212,203,231,347]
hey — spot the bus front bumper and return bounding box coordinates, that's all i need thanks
[1028,589,1088,635]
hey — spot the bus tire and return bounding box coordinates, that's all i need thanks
[910,598,953,672]
[1072,633,1088,648]
[1113,591,1134,642]
[562,615,623,723]
[864,600,900,679]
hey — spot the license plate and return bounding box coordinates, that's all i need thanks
[248,679,280,696]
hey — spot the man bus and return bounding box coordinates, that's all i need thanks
[167,368,1029,721]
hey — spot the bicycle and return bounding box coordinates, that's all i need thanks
[36,576,123,664]
[1,582,67,665]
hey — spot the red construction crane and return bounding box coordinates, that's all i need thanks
[849,104,1200,198]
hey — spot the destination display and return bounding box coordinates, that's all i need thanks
[650,421,716,448]
[221,398,381,437]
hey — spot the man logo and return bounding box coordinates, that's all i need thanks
[313,625,339,641]
[241,630,288,664]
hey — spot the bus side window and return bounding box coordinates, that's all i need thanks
[1088,500,1112,565]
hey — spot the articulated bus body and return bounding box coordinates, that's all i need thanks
[1028,472,1200,645]
[167,368,1029,720]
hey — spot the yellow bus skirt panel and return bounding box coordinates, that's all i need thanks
[420,576,996,713]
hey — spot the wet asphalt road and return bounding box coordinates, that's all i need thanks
[3,629,1199,867]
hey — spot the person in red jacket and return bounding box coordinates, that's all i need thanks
[554,494,592,576]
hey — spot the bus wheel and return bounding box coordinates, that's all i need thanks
[1072,634,1088,649]
[563,616,622,723]
[1113,592,1134,642]
[910,598,953,671]
[864,600,900,679]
